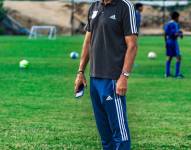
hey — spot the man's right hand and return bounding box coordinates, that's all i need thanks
[74,73,87,93]
[178,31,183,39]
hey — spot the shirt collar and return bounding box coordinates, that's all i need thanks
[101,0,118,6]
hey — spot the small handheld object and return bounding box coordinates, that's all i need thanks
[75,84,85,99]
[178,31,183,39]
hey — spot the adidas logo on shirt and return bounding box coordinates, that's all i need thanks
[106,96,113,101]
[109,15,116,20]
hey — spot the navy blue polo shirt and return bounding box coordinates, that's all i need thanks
[85,0,138,80]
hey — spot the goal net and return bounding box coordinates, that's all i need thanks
[29,26,57,39]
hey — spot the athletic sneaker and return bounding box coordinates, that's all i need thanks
[175,74,184,79]
[165,74,174,78]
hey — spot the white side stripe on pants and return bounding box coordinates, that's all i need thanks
[117,95,128,140]
[112,80,128,141]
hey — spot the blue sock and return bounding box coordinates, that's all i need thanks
[176,61,181,76]
[166,60,171,76]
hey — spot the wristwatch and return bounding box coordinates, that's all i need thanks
[121,71,130,78]
[77,70,85,74]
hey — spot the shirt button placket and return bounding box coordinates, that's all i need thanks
[102,6,104,14]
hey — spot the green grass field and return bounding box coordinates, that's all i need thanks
[0,36,191,150]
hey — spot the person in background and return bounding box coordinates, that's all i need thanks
[164,11,184,78]
[135,3,143,31]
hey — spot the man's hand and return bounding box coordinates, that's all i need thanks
[116,75,128,96]
[74,73,87,93]
[178,31,183,39]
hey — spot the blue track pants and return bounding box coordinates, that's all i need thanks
[90,77,131,150]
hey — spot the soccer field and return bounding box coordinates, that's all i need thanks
[0,36,191,150]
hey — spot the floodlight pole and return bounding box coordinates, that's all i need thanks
[71,0,75,36]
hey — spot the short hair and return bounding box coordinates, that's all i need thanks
[135,3,143,10]
[171,11,180,20]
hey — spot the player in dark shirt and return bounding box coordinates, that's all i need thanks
[75,0,138,149]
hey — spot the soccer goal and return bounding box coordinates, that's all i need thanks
[29,26,57,39]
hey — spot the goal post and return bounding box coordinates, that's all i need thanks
[29,26,57,39]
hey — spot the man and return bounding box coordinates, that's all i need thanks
[74,0,138,149]
[135,3,143,31]
[164,11,184,78]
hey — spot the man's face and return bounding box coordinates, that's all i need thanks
[139,6,143,12]
[176,17,179,22]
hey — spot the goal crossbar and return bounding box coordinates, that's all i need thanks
[29,26,57,39]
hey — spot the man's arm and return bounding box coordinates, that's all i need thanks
[116,35,138,96]
[74,32,91,93]
[78,32,91,72]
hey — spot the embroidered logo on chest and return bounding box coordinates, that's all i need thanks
[92,11,98,19]
[109,14,117,20]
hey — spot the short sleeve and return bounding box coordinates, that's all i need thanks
[170,23,178,36]
[164,24,168,33]
[122,1,138,36]
[84,4,93,32]
[176,23,180,32]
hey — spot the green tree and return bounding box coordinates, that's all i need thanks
[0,0,6,21]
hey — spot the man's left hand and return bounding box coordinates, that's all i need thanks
[116,75,128,96]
